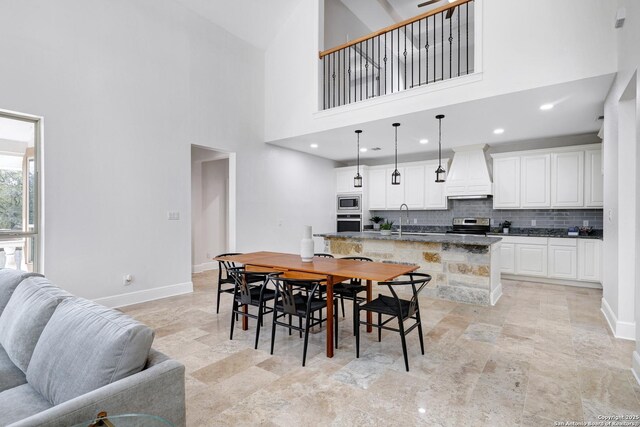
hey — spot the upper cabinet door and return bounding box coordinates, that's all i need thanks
[404,165,425,209]
[493,157,521,208]
[425,160,448,210]
[386,167,405,208]
[584,149,603,207]
[552,151,584,207]
[336,167,361,193]
[368,168,387,209]
[521,154,551,208]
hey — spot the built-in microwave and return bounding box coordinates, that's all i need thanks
[337,194,361,213]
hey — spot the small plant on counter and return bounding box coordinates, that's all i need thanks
[370,216,384,230]
[500,220,511,234]
[379,220,394,235]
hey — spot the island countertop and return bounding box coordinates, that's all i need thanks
[314,231,502,246]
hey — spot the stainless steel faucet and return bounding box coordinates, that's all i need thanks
[399,203,409,237]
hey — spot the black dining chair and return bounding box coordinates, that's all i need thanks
[333,256,373,334]
[270,276,338,366]
[355,272,431,371]
[215,252,242,314]
[229,269,282,349]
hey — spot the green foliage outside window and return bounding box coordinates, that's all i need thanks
[0,169,23,230]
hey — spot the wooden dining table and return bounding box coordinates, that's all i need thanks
[214,251,419,358]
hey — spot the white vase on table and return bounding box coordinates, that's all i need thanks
[0,249,5,268]
[300,225,314,262]
[14,248,22,271]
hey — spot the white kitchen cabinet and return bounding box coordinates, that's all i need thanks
[368,168,387,209]
[336,167,361,194]
[521,154,551,208]
[515,243,548,277]
[386,167,405,208]
[404,165,425,209]
[584,149,604,207]
[552,151,584,207]
[493,157,521,208]
[500,242,516,274]
[578,239,602,282]
[548,238,577,279]
[446,146,492,197]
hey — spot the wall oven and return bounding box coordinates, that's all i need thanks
[337,194,361,214]
[337,214,362,232]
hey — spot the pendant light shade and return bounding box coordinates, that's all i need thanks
[354,130,363,188]
[435,114,446,183]
[391,123,401,185]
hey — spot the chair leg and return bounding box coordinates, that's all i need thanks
[355,303,360,358]
[340,295,345,318]
[255,305,262,350]
[334,298,339,349]
[216,287,222,314]
[302,313,311,367]
[398,317,409,372]
[378,312,382,342]
[229,300,237,340]
[416,309,425,355]
[288,314,292,336]
[270,313,277,355]
[299,317,303,338]
[352,298,358,336]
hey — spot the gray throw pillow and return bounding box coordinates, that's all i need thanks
[26,297,155,405]
[0,277,70,372]
[0,269,43,315]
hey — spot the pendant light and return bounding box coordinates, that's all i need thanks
[391,123,401,185]
[354,130,363,188]
[435,114,446,183]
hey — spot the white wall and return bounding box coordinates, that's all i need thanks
[602,0,640,352]
[0,0,337,307]
[324,0,372,49]
[265,0,618,142]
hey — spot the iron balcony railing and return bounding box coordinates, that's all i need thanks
[319,0,474,110]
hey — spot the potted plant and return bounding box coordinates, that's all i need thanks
[370,216,384,231]
[380,220,394,236]
[500,220,511,234]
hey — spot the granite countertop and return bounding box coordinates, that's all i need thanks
[487,228,603,240]
[315,231,502,246]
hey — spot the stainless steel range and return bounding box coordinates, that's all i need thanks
[446,218,491,235]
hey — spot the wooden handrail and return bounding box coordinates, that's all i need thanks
[319,0,473,59]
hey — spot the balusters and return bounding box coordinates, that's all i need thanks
[319,0,474,109]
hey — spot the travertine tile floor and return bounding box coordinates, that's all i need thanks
[121,271,640,426]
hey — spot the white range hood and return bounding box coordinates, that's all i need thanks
[445,144,493,199]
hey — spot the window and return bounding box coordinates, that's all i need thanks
[0,111,41,272]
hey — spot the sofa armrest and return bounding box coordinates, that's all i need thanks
[8,349,185,427]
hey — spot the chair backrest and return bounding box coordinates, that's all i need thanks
[378,272,431,318]
[230,269,277,305]
[271,277,325,316]
[314,253,334,258]
[216,253,242,283]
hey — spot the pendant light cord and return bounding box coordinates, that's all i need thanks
[394,126,398,170]
[357,132,360,175]
[438,117,442,166]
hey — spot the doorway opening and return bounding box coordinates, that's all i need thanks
[190,145,236,273]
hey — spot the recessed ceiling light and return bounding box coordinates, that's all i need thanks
[493,128,505,135]
[360,147,367,152]
[418,408,426,414]
[540,103,554,111]
[419,139,429,144]
[310,143,318,148]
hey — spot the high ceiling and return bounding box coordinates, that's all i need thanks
[174,0,299,50]
[268,75,612,163]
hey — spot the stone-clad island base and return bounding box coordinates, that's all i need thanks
[316,232,503,306]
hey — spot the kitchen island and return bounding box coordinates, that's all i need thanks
[315,231,503,306]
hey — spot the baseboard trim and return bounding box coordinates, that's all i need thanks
[93,282,193,309]
[192,262,218,274]
[501,274,602,289]
[601,297,636,341]
[633,351,640,386]
[490,282,503,306]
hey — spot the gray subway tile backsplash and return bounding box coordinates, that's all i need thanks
[371,199,603,229]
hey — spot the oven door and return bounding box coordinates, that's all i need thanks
[337,214,361,232]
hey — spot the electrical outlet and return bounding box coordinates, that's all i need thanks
[167,211,180,220]
[123,274,133,286]
[531,220,536,226]
[413,218,417,224]
[583,220,589,227]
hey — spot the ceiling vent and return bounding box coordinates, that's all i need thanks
[371,147,382,151]
[615,8,626,28]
